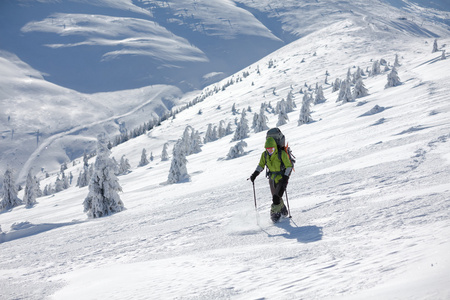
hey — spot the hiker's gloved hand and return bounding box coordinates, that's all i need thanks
[250,171,260,183]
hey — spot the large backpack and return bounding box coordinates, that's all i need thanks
[265,128,296,173]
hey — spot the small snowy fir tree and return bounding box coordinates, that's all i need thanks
[394,54,401,67]
[371,60,381,76]
[1,168,22,210]
[332,78,341,92]
[353,78,369,99]
[150,152,154,161]
[190,129,202,154]
[314,85,326,104]
[253,106,270,133]
[286,90,296,111]
[231,110,250,141]
[118,155,131,175]
[24,169,37,208]
[204,124,217,144]
[226,141,247,159]
[138,148,149,167]
[385,67,401,88]
[231,103,238,115]
[336,79,354,103]
[432,39,438,53]
[83,134,125,218]
[276,107,289,127]
[161,143,170,161]
[167,139,190,184]
[218,120,227,138]
[298,94,313,125]
[441,50,446,60]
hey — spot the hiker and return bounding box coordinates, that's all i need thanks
[250,129,293,222]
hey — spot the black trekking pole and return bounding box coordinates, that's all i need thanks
[285,189,292,218]
[248,178,260,225]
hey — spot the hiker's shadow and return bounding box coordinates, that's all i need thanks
[270,219,323,243]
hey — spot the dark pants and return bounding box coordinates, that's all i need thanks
[269,178,286,205]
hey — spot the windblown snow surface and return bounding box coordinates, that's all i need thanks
[1,2,450,300]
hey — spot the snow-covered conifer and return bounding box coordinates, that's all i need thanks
[394,54,401,67]
[298,94,313,126]
[54,175,64,193]
[150,152,154,161]
[231,110,249,141]
[253,106,269,133]
[353,78,369,99]
[225,122,233,135]
[83,134,124,218]
[190,129,202,154]
[24,170,37,208]
[167,139,190,184]
[118,155,131,175]
[286,90,296,111]
[385,67,401,88]
[332,78,341,92]
[231,103,238,115]
[226,141,247,159]
[1,168,22,211]
[204,124,216,144]
[161,143,170,161]
[336,80,354,103]
[35,176,43,198]
[371,60,381,76]
[314,85,326,104]
[218,120,227,138]
[432,39,438,53]
[139,148,149,167]
[441,50,446,60]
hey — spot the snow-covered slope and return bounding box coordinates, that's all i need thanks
[1,11,449,298]
[1,0,450,185]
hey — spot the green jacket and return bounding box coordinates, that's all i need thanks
[256,137,293,184]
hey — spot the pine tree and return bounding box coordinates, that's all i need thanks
[371,60,381,76]
[118,155,131,175]
[298,93,313,125]
[332,78,341,92]
[167,139,190,184]
[139,148,149,167]
[441,50,446,60]
[161,143,170,161]
[353,78,369,99]
[190,129,202,154]
[385,67,401,88]
[286,90,296,111]
[336,79,354,103]
[253,106,269,133]
[394,54,401,67]
[83,134,124,218]
[1,168,22,210]
[24,170,37,208]
[227,141,247,159]
[231,110,249,141]
[314,85,326,104]
[432,39,438,53]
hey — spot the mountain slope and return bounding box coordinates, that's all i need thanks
[0,13,449,299]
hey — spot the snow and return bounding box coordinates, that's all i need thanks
[1,1,450,299]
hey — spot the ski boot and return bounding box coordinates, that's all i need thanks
[280,199,288,217]
[270,203,282,223]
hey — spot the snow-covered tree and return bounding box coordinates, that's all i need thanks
[161,143,170,161]
[276,107,289,127]
[35,176,43,198]
[394,54,401,67]
[253,106,270,133]
[118,155,131,175]
[204,124,217,144]
[167,139,190,184]
[336,80,354,103]
[371,60,381,76]
[139,148,149,167]
[385,67,401,88]
[83,134,125,219]
[227,141,248,159]
[231,110,250,141]
[218,120,227,138]
[441,50,446,60]
[231,103,238,115]
[332,78,341,92]
[150,152,154,161]
[190,129,202,154]
[1,168,22,211]
[314,85,326,104]
[353,78,369,99]
[286,90,296,111]
[298,94,313,125]
[432,39,438,53]
[24,170,37,208]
